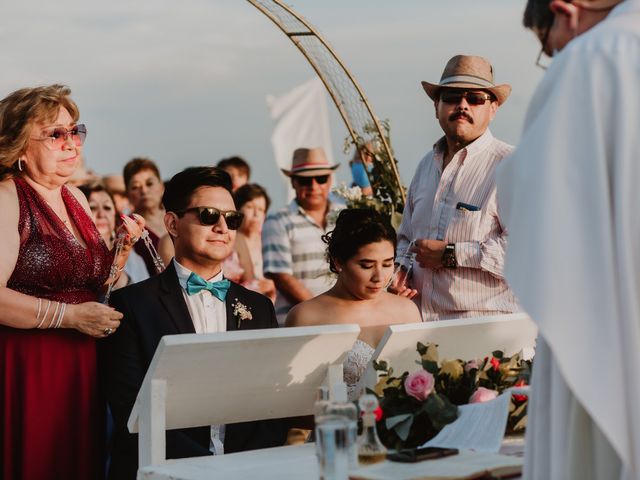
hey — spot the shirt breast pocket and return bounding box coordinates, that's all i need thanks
[445,209,483,243]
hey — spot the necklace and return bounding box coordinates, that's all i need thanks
[43,198,70,225]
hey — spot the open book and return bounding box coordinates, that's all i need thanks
[348,450,522,480]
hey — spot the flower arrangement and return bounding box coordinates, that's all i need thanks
[335,120,406,229]
[369,342,532,450]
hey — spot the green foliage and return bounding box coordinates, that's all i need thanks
[338,120,406,228]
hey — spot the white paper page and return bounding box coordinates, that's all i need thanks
[422,391,511,453]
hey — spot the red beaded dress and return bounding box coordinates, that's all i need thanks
[1,177,113,480]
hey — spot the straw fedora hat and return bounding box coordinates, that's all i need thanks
[281,147,339,177]
[421,55,512,105]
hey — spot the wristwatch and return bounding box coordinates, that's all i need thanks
[442,243,457,269]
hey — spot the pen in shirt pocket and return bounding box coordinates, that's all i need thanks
[456,202,480,211]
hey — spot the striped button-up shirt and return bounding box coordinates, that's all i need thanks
[262,200,343,324]
[397,129,520,321]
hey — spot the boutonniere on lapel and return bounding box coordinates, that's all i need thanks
[232,298,253,328]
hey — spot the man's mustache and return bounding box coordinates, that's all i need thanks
[449,111,473,123]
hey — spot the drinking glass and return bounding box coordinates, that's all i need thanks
[316,415,350,480]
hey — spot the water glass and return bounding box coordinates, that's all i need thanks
[316,415,350,480]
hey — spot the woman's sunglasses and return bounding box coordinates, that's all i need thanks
[178,207,244,230]
[439,91,493,106]
[31,124,87,150]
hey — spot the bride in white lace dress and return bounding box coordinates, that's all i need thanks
[286,209,421,400]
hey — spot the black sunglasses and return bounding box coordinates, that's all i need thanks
[440,91,494,106]
[178,207,244,230]
[293,175,330,187]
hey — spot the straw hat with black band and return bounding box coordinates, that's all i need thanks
[421,55,512,106]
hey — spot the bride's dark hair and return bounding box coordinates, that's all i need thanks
[322,208,397,274]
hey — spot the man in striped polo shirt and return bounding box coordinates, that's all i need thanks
[262,147,343,324]
[395,55,520,320]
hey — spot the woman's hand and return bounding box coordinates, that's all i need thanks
[387,268,419,299]
[256,278,276,301]
[64,302,123,338]
[117,213,146,249]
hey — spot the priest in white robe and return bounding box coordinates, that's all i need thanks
[497,0,640,478]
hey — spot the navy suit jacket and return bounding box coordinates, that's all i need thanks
[99,262,289,480]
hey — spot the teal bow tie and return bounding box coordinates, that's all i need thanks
[185,272,231,301]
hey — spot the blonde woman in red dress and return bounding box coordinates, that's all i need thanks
[0,85,144,480]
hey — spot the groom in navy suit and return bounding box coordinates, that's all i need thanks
[100,167,289,480]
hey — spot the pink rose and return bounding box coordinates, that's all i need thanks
[404,370,435,401]
[469,387,499,404]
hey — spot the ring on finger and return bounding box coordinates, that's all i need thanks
[104,327,114,336]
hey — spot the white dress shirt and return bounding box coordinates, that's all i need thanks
[397,130,520,320]
[173,259,227,454]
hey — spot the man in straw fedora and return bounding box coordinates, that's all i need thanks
[394,54,520,320]
[262,147,343,324]
[498,0,639,478]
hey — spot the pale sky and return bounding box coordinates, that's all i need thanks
[1,0,543,208]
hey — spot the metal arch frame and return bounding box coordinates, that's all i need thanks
[246,0,406,205]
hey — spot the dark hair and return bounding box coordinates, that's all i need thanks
[162,166,233,214]
[78,181,109,201]
[78,182,118,223]
[123,157,161,191]
[217,156,251,178]
[322,208,397,274]
[523,0,554,31]
[234,183,271,211]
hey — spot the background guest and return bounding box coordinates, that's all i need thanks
[217,155,251,192]
[349,145,374,197]
[123,157,166,276]
[286,208,421,399]
[0,84,142,480]
[103,173,132,216]
[232,183,276,300]
[262,147,343,325]
[80,182,149,286]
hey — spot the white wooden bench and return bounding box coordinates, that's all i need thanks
[127,324,360,477]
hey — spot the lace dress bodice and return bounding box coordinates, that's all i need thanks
[343,339,375,401]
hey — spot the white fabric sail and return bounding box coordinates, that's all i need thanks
[267,77,333,202]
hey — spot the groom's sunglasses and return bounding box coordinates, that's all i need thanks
[177,207,244,230]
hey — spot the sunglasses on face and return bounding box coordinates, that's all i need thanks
[178,207,244,230]
[440,91,493,106]
[31,124,87,150]
[293,175,330,187]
